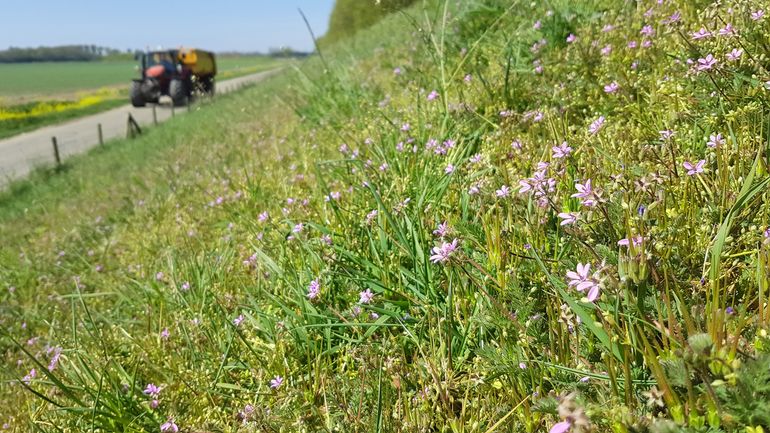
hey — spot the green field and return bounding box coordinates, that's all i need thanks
[0,56,283,100]
[4,0,770,432]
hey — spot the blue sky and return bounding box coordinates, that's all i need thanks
[1,1,336,52]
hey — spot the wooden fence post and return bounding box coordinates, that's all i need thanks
[51,136,61,167]
[171,105,175,117]
[126,114,142,138]
[97,123,104,146]
[152,105,158,125]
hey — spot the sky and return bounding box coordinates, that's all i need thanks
[1,0,336,53]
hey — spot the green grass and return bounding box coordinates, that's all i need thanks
[2,0,770,432]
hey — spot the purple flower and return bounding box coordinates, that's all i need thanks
[550,421,572,433]
[600,44,612,56]
[533,20,541,30]
[22,368,36,384]
[640,25,654,36]
[469,153,482,163]
[726,48,742,61]
[557,212,579,226]
[602,24,615,32]
[707,133,725,148]
[160,419,179,433]
[571,179,598,207]
[258,211,269,223]
[433,221,451,238]
[752,10,765,21]
[691,28,712,40]
[48,347,62,371]
[307,279,321,300]
[430,239,459,264]
[588,116,605,135]
[552,141,573,158]
[464,74,472,82]
[696,54,717,71]
[663,11,681,24]
[566,34,577,43]
[359,289,375,304]
[427,90,439,101]
[618,236,644,247]
[683,160,706,175]
[393,67,402,75]
[233,314,244,327]
[292,223,303,233]
[181,281,190,291]
[495,185,511,198]
[659,129,675,141]
[566,263,601,302]
[143,383,161,398]
[718,23,735,36]
[445,164,455,174]
[155,272,164,282]
[270,375,283,389]
[603,81,619,94]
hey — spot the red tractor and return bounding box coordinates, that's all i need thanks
[130,48,217,107]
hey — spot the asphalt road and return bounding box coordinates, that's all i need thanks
[0,69,278,186]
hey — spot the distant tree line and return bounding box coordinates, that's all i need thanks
[0,45,312,63]
[0,45,136,63]
[320,0,418,46]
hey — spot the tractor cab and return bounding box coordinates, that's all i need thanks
[130,48,216,107]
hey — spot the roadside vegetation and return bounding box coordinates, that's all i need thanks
[2,0,770,432]
[0,56,286,139]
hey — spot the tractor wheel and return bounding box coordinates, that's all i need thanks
[169,79,188,107]
[130,81,146,107]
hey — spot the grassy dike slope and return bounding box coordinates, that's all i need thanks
[3,0,770,432]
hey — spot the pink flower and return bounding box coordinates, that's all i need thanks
[566,263,601,302]
[550,421,572,433]
[445,164,455,174]
[752,10,765,21]
[566,34,577,43]
[496,185,511,198]
[233,314,244,326]
[307,279,321,300]
[659,129,675,141]
[160,419,179,433]
[602,24,614,32]
[258,211,269,223]
[640,25,654,36]
[618,236,643,247]
[588,116,605,135]
[600,44,612,56]
[144,383,161,398]
[696,54,717,71]
[718,23,735,36]
[557,212,579,226]
[359,289,375,304]
[707,133,725,148]
[270,375,283,389]
[571,179,598,207]
[552,141,572,158]
[663,11,681,24]
[691,28,712,40]
[533,20,542,29]
[726,48,742,61]
[683,160,706,175]
[603,81,619,94]
[427,90,439,101]
[430,239,459,264]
